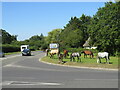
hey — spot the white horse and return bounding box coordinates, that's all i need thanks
[49,49,59,58]
[97,52,110,64]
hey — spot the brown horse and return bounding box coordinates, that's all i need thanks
[81,50,94,58]
[63,50,69,58]
[58,53,64,64]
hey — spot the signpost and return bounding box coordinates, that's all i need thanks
[49,43,59,49]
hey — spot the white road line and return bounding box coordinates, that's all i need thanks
[3,64,62,72]
[1,55,21,61]
[74,79,118,81]
[2,81,63,86]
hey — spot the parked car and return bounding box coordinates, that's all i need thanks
[0,52,5,57]
[22,49,31,56]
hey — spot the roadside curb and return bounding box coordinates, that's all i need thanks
[39,57,118,71]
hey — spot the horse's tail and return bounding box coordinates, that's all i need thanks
[92,52,94,58]
[58,50,60,56]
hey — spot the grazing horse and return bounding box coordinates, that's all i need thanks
[58,53,64,64]
[49,49,60,58]
[63,50,69,58]
[81,50,94,58]
[97,52,110,64]
[46,49,50,56]
[70,52,81,62]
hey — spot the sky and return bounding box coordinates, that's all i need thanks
[2,2,105,41]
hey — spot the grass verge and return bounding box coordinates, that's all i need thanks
[41,54,118,69]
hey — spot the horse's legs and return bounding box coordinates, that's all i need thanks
[64,54,66,58]
[99,58,101,63]
[73,57,75,62]
[97,57,101,63]
[49,53,52,58]
[105,57,109,64]
[90,55,91,58]
[97,58,99,63]
[77,56,81,62]
[84,54,85,58]
[90,54,92,58]
[70,56,72,62]
[77,56,79,62]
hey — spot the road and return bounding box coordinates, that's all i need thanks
[1,51,118,88]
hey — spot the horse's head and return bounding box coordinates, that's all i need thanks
[81,51,84,53]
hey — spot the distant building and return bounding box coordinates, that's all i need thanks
[83,37,97,49]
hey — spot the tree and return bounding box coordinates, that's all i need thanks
[89,2,120,55]
[59,15,91,48]
[1,29,17,44]
[46,28,62,44]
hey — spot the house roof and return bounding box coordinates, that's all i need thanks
[83,37,90,47]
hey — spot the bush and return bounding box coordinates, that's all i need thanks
[65,47,98,53]
[2,44,20,53]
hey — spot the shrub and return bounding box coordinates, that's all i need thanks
[2,44,20,53]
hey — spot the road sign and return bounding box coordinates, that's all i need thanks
[49,43,59,49]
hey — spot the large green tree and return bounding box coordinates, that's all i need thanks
[1,29,17,44]
[89,2,120,55]
[46,28,62,44]
[59,15,91,48]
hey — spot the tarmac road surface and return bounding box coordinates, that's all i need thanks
[1,51,118,88]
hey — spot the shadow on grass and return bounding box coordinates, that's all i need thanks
[101,62,113,64]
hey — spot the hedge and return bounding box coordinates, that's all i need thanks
[2,44,20,53]
[62,47,98,53]
[2,44,38,53]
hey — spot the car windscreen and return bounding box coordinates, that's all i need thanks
[22,49,30,53]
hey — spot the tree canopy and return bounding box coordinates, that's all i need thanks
[59,15,91,48]
[89,2,120,55]
[2,2,120,55]
[1,29,17,44]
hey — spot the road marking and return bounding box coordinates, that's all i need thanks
[3,64,64,72]
[2,81,63,86]
[0,55,21,61]
[74,79,118,81]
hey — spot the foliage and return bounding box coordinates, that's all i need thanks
[46,28,62,44]
[2,44,20,53]
[59,15,91,48]
[88,2,120,55]
[1,2,120,55]
[1,29,17,44]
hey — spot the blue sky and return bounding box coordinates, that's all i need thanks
[2,2,105,41]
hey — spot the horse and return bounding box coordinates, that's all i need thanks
[49,49,60,58]
[70,52,81,62]
[45,49,50,56]
[81,50,94,58]
[97,52,110,64]
[63,50,69,58]
[58,53,64,64]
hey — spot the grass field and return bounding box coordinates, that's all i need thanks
[41,54,119,69]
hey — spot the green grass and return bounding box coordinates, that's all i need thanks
[41,54,118,69]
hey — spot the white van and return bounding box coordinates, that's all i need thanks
[20,45,29,52]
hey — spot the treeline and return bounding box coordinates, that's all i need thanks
[1,2,120,55]
[46,2,120,55]
[1,29,47,52]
